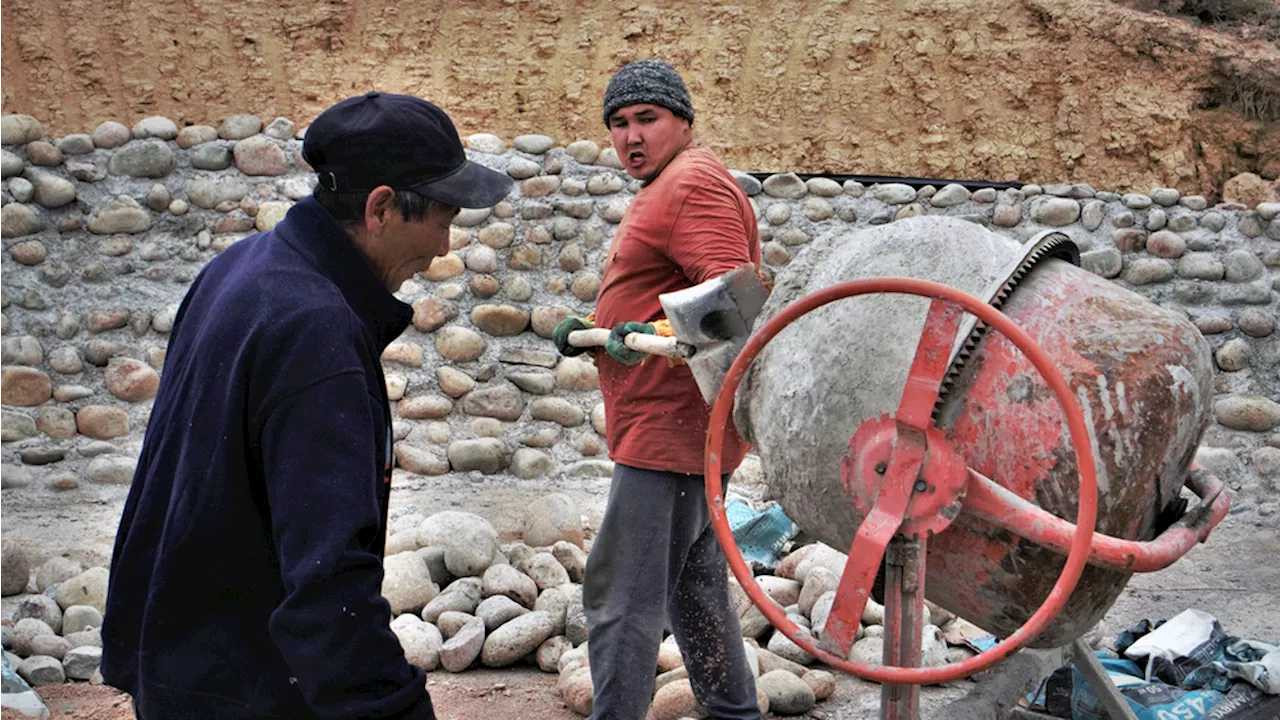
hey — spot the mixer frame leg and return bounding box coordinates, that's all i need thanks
[1069,639,1140,720]
[881,537,928,720]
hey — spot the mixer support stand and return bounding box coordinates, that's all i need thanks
[881,537,928,720]
[1069,639,1140,720]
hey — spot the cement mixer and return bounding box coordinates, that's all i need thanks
[700,217,1232,718]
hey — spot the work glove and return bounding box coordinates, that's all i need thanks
[606,322,656,366]
[552,316,594,357]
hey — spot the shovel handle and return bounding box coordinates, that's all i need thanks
[567,328,691,358]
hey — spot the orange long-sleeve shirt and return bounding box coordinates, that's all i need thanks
[594,146,761,476]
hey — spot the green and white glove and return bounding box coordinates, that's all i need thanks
[552,316,594,357]
[606,322,656,366]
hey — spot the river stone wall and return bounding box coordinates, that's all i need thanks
[1,112,1278,520]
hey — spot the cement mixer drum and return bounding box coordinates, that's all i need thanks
[739,216,1215,647]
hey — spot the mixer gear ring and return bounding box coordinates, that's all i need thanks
[932,230,1079,424]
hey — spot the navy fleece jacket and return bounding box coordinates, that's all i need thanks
[101,197,433,720]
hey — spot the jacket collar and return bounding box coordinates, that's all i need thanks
[275,196,413,351]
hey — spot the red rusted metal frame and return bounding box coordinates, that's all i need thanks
[704,277,1100,685]
[824,299,963,656]
[824,295,963,705]
[823,438,919,653]
[963,465,1230,573]
[897,300,965,431]
[881,538,928,720]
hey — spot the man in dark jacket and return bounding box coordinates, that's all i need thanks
[101,92,511,720]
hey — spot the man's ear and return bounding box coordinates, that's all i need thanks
[364,186,397,235]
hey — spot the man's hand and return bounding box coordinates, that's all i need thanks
[552,316,595,356]
[606,322,656,365]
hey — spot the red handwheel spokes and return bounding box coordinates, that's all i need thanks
[704,278,1099,685]
[822,299,967,654]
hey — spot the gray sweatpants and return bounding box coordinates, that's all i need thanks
[583,463,761,720]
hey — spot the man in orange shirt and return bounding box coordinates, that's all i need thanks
[553,60,763,720]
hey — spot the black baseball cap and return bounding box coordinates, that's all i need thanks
[302,91,512,208]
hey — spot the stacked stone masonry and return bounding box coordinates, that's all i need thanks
[2,112,1278,520]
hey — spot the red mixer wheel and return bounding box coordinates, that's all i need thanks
[704,277,1099,685]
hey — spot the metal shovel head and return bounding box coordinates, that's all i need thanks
[659,264,769,403]
[659,264,768,345]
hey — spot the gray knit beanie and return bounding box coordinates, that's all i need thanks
[602,60,694,127]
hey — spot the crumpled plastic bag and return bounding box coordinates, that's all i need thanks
[1028,609,1280,720]
[2,656,51,718]
[724,496,798,573]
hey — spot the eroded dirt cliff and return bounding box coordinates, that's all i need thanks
[2,0,1277,196]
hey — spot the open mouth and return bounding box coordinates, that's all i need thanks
[627,150,646,168]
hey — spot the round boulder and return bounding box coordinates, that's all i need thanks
[439,615,486,672]
[434,326,486,362]
[35,558,83,591]
[390,614,443,670]
[62,646,103,681]
[104,358,160,402]
[381,552,439,615]
[444,524,499,578]
[233,136,289,176]
[109,140,175,178]
[522,493,584,548]
[2,540,32,596]
[480,611,556,667]
[649,679,701,720]
[17,655,64,687]
[559,666,594,715]
[447,438,508,475]
[54,567,109,613]
[757,668,816,715]
[13,595,63,635]
[61,606,104,634]
[533,584,573,636]
[12,618,56,657]
[1215,338,1252,372]
[551,542,587,583]
[422,580,483,622]
[1214,396,1280,432]
[510,448,554,480]
[471,304,530,336]
[482,564,538,608]
[526,553,571,591]
[476,595,530,632]
[86,455,138,485]
[418,511,497,548]
[803,669,836,701]
[2,114,44,144]
[1,367,52,406]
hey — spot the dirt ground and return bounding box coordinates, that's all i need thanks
[2,472,1276,719]
[2,0,1279,197]
[0,668,578,720]
[0,668,973,720]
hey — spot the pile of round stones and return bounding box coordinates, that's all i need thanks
[2,109,1279,710]
[554,531,992,719]
[382,495,838,718]
[3,110,1278,515]
[1,489,993,718]
[382,492,993,718]
[1,541,108,687]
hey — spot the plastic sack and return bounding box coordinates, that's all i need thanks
[724,497,798,573]
[1028,609,1280,720]
[1,656,51,718]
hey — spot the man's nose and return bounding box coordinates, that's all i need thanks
[626,126,643,146]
